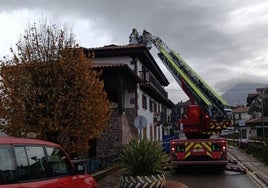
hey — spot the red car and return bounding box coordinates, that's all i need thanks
[0,136,97,188]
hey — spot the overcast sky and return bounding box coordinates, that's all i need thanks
[0,0,267,103]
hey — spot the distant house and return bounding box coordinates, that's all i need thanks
[231,106,251,141]
[170,100,191,136]
[84,44,175,157]
[246,87,268,140]
[246,117,268,140]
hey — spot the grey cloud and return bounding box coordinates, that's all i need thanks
[215,73,268,91]
[0,0,267,101]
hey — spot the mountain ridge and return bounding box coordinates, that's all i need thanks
[221,82,267,107]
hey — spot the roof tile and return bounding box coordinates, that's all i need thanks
[92,62,127,68]
[89,44,145,50]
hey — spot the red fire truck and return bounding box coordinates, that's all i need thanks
[130,29,232,166]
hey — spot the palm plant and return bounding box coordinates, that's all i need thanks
[118,138,170,176]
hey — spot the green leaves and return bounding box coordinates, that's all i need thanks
[119,139,170,176]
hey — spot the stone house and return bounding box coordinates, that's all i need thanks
[84,44,175,157]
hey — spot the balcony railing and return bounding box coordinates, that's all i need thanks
[139,70,168,99]
[153,112,170,124]
[72,153,119,174]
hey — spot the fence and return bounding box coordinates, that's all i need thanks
[227,138,268,164]
[72,153,119,174]
[245,141,268,164]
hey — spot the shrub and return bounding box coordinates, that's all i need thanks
[118,138,170,176]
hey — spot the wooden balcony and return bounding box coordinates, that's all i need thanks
[139,70,168,102]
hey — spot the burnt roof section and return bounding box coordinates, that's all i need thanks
[83,44,169,86]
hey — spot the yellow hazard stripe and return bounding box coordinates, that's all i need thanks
[210,121,230,129]
[185,142,194,158]
[184,142,212,159]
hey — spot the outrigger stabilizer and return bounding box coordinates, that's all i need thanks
[225,159,247,174]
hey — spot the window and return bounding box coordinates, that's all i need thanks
[149,99,153,112]
[26,146,49,179]
[242,129,247,139]
[46,147,72,177]
[15,146,49,181]
[0,146,16,184]
[142,94,147,109]
[14,147,31,181]
[154,102,157,113]
[141,66,149,82]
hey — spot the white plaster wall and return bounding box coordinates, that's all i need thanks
[125,90,135,108]
[241,112,251,120]
[137,88,152,139]
[137,85,163,141]
[94,56,135,70]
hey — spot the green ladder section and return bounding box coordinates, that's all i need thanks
[152,36,231,120]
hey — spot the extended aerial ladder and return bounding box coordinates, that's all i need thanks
[129,29,232,139]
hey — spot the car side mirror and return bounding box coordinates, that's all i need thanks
[73,161,86,175]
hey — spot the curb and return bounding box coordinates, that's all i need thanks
[92,166,119,182]
[228,149,268,188]
[92,166,188,188]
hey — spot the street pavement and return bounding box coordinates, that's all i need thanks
[95,145,268,188]
[228,145,268,188]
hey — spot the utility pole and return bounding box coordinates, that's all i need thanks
[257,88,266,143]
[257,87,267,161]
[261,97,265,142]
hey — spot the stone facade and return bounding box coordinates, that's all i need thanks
[96,109,137,157]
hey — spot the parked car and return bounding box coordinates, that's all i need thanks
[0,136,97,188]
